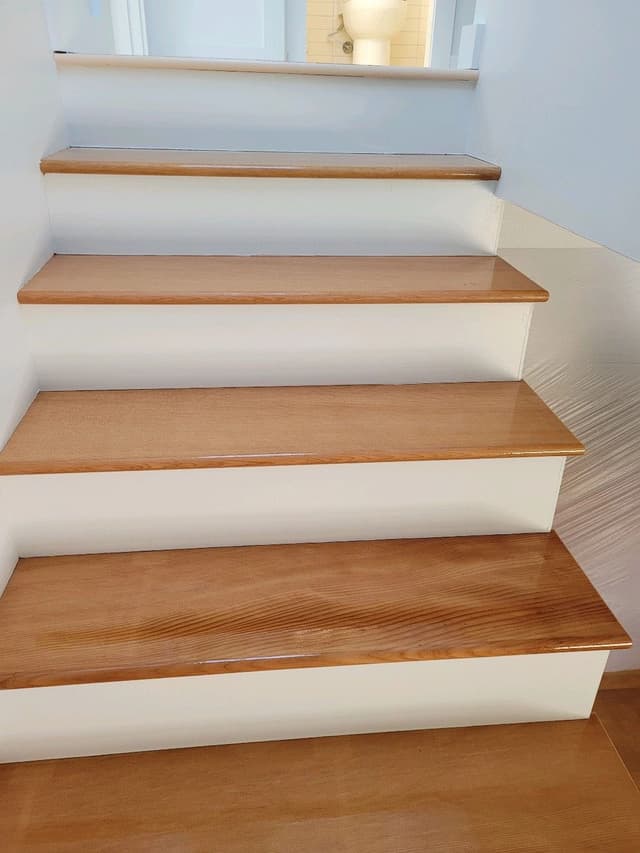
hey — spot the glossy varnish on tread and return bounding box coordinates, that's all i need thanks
[18,255,548,305]
[0,382,584,475]
[0,533,629,689]
[2,718,640,852]
[40,148,502,180]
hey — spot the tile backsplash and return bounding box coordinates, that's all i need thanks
[306,0,433,66]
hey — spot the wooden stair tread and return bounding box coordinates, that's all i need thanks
[18,255,548,305]
[0,382,584,475]
[40,148,502,180]
[2,718,640,851]
[0,532,629,689]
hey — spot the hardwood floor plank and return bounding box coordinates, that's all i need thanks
[595,688,640,788]
[18,255,548,305]
[600,669,640,690]
[0,532,629,689]
[2,718,639,852]
[0,382,584,475]
[40,148,501,180]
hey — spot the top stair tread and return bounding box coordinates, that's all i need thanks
[2,718,640,851]
[0,382,584,475]
[18,255,548,305]
[0,532,629,689]
[40,147,502,180]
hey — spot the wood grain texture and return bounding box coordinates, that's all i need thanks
[595,688,640,788]
[0,382,584,475]
[18,255,548,305]
[0,532,629,690]
[55,52,480,82]
[600,669,640,690]
[2,717,640,852]
[40,148,502,180]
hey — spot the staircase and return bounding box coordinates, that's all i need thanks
[1,61,639,849]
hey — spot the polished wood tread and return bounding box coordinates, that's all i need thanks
[2,718,640,852]
[18,255,547,305]
[0,532,629,690]
[40,148,502,180]
[0,382,584,475]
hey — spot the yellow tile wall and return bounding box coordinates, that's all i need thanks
[306,0,433,67]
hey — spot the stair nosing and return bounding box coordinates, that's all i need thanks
[18,254,549,305]
[40,148,502,181]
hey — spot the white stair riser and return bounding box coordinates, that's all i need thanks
[0,457,565,566]
[45,176,502,255]
[23,303,533,390]
[58,66,473,154]
[0,651,608,762]
[0,527,16,595]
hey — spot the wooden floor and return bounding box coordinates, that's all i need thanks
[0,532,629,689]
[1,716,639,852]
[596,672,640,788]
[18,254,548,305]
[40,148,502,181]
[0,381,584,475]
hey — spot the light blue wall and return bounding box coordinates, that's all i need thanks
[285,0,306,62]
[469,0,640,260]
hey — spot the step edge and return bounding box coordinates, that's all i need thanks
[54,52,480,83]
[17,290,550,305]
[40,148,502,181]
[1,639,630,691]
[0,445,585,477]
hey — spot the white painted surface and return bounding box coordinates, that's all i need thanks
[498,203,640,672]
[285,0,306,62]
[46,176,502,254]
[1,457,565,559]
[429,0,456,68]
[0,528,17,596]
[0,2,65,582]
[110,0,148,55]
[0,3,64,449]
[0,651,608,762]
[43,0,116,54]
[24,302,533,390]
[145,0,286,61]
[469,0,640,261]
[55,63,475,152]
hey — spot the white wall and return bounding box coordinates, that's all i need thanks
[500,204,640,672]
[469,0,640,261]
[43,0,115,54]
[285,0,306,62]
[0,1,65,582]
[144,0,286,61]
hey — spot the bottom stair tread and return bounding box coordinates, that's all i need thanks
[2,717,639,852]
[0,532,629,689]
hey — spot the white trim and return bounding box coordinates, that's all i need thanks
[0,651,608,762]
[428,0,457,68]
[54,51,478,81]
[109,0,148,56]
